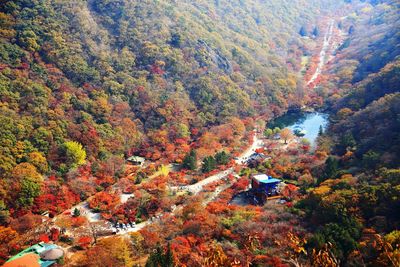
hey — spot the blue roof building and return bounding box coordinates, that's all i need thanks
[251,174,282,196]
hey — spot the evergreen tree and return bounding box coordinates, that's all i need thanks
[17,178,41,208]
[182,150,197,170]
[323,157,339,180]
[215,151,230,165]
[164,243,174,267]
[362,150,380,169]
[73,208,80,217]
[145,243,174,267]
[170,33,182,48]
[312,26,320,36]
[202,156,217,173]
[299,26,308,36]
[318,125,324,136]
[348,25,355,34]
[340,132,356,149]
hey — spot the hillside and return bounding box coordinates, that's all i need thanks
[0,0,342,174]
[0,0,399,266]
[297,1,400,265]
[0,0,343,214]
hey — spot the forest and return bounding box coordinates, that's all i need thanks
[0,0,399,266]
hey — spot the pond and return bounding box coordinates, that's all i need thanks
[268,112,329,148]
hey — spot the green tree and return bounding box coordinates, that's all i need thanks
[31,127,52,154]
[319,157,339,183]
[310,221,361,260]
[312,26,320,36]
[182,150,197,171]
[299,26,308,36]
[215,151,229,165]
[18,30,40,52]
[17,178,41,207]
[0,200,10,224]
[318,125,324,136]
[170,33,182,48]
[264,128,273,138]
[202,156,216,173]
[273,127,281,134]
[145,243,174,267]
[342,132,356,147]
[362,150,380,169]
[73,208,81,217]
[63,141,86,168]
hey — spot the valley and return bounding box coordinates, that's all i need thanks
[0,0,399,266]
[306,19,335,87]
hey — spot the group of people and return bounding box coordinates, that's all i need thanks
[111,221,136,232]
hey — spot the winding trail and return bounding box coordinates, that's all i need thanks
[56,130,264,240]
[110,132,263,236]
[307,19,335,87]
[171,132,263,194]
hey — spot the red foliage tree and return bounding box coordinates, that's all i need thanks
[77,236,92,249]
[38,234,50,243]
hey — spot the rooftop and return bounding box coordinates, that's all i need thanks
[127,156,145,162]
[253,174,281,184]
[5,243,63,267]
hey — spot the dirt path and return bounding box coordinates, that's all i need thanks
[171,131,263,194]
[54,131,264,240]
[113,132,264,235]
[307,19,335,87]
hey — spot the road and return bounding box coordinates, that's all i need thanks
[56,131,264,238]
[172,132,263,194]
[114,131,264,235]
[235,133,264,164]
[307,19,335,87]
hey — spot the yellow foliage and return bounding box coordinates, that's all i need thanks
[337,108,353,120]
[313,185,331,195]
[0,226,19,246]
[12,162,42,183]
[150,164,170,178]
[204,244,229,267]
[312,242,339,267]
[287,232,307,256]
[97,236,134,267]
[28,152,48,173]
[361,6,372,13]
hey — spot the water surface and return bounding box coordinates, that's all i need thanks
[269,112,329,148]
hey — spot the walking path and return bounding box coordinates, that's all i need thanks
[307,19,335,87]
[55,131,264,238]
[171,132,263,194]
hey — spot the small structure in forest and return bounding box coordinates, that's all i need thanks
[126,155,145,166]
[246,152,271,167]
[251,174,282,204]
[4,242,64,267]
